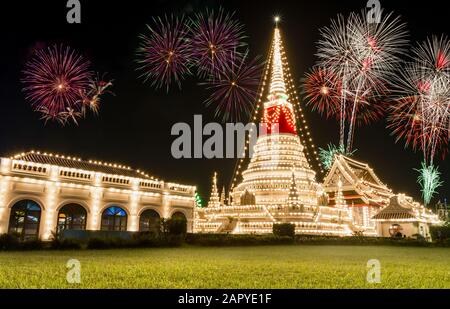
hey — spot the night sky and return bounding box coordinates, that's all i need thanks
[0,0,448,205]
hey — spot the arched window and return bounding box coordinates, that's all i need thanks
[171,211,187,221]
[139,209,160,233]
[8,200,41,240]
[101,206,127,231]
[57,204,87,233]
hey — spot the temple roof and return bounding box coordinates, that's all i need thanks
[8,151,155,179]
[324,155,390,191]
[372,197,416,221]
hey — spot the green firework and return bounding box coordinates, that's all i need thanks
[415,161,443,206]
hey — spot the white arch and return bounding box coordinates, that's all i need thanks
[138,206,162,217]
[56,200,90,214]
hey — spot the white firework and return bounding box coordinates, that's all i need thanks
[316,10,409,152]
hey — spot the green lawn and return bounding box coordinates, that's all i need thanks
[0,245,449,288]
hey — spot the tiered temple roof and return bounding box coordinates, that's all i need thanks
[323,155,392,208]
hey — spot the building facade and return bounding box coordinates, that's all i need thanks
[322,155,393,235]
[0,151,196,240]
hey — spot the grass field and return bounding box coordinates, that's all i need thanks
[0,245,449,288]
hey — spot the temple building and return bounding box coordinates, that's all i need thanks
[0,151,196,240]
[194,24,354,236]
[372,195,439,240]
[322,155,393,235]
[194,24,442,238]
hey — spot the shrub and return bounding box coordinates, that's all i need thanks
[430,225,450,243]
[273,223,295,238]
[167,218,187,236]
[0,234,20,250]
[0,234,46,251]
[87,238,112,250]
[51,238,82,250]
[20,239,44,250]
[185,234,294,247]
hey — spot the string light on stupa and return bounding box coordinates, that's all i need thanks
[277,30,325,174]
[229,38,274,195]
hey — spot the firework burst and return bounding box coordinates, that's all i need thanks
[22,45,93,123]
[319,143,357,171]
[136,14,192,91]
[315,10,408,152]
[388,35,450,162]
[202,50,263,122]
[304,67,341,119]
[80,74,114,115]
[415,161,443,206]
[388,35,449,205]
[303,67,386,126]
[22,44,113,125]
[189,8,246,78]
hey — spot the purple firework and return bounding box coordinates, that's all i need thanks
[203,51,263,122]
[21,44,93,124]
[189,8,246,78]
[136,15,192,91]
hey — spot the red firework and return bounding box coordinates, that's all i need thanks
[80,74,114,115]
[189,8,245,78]
[136,15,192,91]
[388,35,450,162]
[304,67,386,126]
[303,67,341,119]
[203,51,263,122]
[387,96,449,159]
[21,45,93,123]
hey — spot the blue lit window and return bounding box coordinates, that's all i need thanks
[101,206,127,231]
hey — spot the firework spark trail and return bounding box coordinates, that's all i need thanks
[202,50,263,122]
[136,15,192,91]
[189,8,246,79]
[22,45,93,123]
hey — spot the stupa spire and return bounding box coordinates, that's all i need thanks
[263,24,296,135]
[269,27,288,99]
